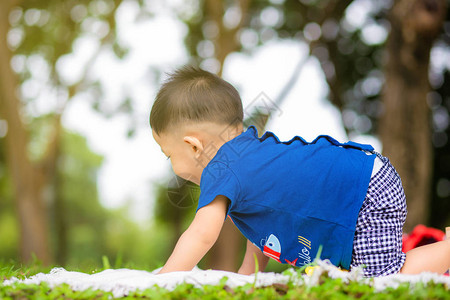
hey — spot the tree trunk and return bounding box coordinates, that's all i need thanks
[0,1,51,264]
[54,171,68,265]
[205,0,251,75]
[379,0,447,232]
[205,218,243,271]
[51,117,67,265]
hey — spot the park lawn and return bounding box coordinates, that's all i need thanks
[1,262,449,299]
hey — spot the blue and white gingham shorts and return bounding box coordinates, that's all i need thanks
[350,153,407,277]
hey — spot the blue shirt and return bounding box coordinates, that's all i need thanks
[197,126,376,269]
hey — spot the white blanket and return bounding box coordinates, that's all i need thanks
[3,260,449,298]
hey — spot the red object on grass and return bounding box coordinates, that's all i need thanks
[402,224,446,252]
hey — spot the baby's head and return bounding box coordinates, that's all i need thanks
[150,66,243,136]
[150,66,244,184]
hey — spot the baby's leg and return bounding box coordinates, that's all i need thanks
[400,238,450,274]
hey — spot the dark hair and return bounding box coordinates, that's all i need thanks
[150,66,243,134]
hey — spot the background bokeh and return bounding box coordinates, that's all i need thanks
[0,0,449,271]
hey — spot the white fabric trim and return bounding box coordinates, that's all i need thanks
[371,155,384,178]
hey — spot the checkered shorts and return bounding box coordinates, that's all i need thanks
[350,153,407,277]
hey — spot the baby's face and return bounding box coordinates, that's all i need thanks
[152,129,202,185]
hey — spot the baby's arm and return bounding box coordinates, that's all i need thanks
[238,239,269,275]
[158,195,228,274]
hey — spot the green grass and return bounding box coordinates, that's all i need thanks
[0,261,52,281]
[1,261,449,299]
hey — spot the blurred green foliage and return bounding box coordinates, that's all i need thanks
[0,0,153,268]
[0,115,173,270]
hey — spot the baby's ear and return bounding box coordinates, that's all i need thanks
[183,136,203,156]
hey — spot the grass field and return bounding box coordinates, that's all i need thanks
[1,260,449,299]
